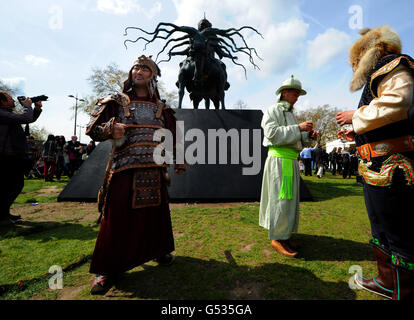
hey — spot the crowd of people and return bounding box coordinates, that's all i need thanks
[25,134,96,182]
[299,144,360,179]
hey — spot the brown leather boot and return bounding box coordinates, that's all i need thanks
[354,245,393,299]
[271,240,298,258]
[392,261,414,300]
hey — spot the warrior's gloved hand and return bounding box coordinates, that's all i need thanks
[112,123,126,139]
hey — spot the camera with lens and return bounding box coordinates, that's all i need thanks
[17,95,49,103]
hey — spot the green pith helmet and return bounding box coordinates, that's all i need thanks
[275,75,307,96]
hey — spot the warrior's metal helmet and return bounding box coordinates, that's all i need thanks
[198,18,212,31]
[132,55,161,78]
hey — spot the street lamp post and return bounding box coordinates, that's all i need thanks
[76,125,86,143]
[68,94,85,137]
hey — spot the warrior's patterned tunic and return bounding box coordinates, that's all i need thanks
[86,92,179,275]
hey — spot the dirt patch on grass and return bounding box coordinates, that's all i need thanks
[240,242,256,253]
[170,202,249,209]
[12,202,98,224]
[12,202,248,224]
[228,281,263,299]
[34,186,62,197]
[262,248,273,258]
[57,284,89,300]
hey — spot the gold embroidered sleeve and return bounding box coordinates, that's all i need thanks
[352,65,413,134]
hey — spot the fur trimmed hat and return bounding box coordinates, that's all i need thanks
[349,25,401,92]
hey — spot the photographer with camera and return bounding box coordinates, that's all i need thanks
[0,91,43,227]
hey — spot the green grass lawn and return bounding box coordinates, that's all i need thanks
[0,173,382,300]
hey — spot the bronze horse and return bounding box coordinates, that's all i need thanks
[124,20,262,109]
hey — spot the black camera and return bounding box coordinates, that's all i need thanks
[17,95,49,103]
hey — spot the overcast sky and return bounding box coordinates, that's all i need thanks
[1,0,414,142]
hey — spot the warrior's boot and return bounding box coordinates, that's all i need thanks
[354,243,393,299]
[391,255,414,300]
[90,274,113,295]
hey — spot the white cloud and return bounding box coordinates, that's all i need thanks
[253,19,309,76]
[1,77,26,87]
[25,55,51,67]
[97,0,139,15]
[146,2,162,19]
[0,60,15,68]
[307,28,352,69]
[172,0,300,28]
[96,0,162,18]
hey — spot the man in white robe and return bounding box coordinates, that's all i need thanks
[259,75,318,257]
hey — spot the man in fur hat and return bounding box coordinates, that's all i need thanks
[336,26,414,300]
[85,55,185,294]
[259,75,318,258]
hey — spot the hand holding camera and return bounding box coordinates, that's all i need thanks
[17,95,48,109]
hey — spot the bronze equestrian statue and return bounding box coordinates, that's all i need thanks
[124,18,262,109]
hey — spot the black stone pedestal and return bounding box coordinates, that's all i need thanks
[166,109,266,201]
[58,109,312,202]
[57,140,111,202]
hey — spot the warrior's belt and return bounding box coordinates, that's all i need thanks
[357,135,414,162]
[268,146,299,200]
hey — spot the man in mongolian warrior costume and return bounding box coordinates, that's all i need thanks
[336,26,414,300]
[86,55,185,294]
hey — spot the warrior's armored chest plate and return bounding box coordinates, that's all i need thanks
[119,101,163,126]
[112,101,166,172]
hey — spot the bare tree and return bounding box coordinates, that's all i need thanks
[27,125,50,141]
[157,81,178,108]
[76,62,178,114]
[233,99,248,109]
[295,104,341,145]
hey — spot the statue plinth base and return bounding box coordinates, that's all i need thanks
[166,109,266,201]
[58,109,312,202]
